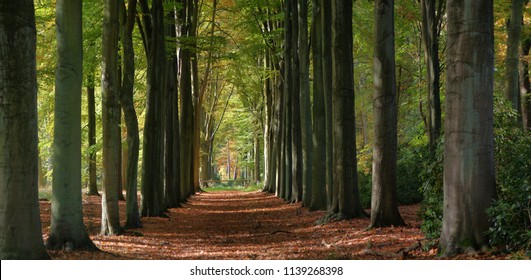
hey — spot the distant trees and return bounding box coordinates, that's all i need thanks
[0,0,49,259]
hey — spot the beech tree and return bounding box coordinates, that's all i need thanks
[440,0,497,256]
[329,0,363,219]
[0,0,49,259]
[369,0,405,228]
[138,0,166,216]
[309,0,327,211]
[119,0,141,229]
[101,0,122,235]
[420,0,444,150]
[47,0,98,249]
[505,0,525,112]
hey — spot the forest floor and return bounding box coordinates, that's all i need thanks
[39,189,509,260]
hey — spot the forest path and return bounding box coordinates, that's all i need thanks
[42,190,432,259]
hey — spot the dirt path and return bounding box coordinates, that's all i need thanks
[41,190,435,259]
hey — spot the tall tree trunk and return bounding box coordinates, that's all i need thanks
[164,5,181,208]
[179,0,195,200]
[47,0,98,250]
[87,72,99,196]
[420,0,443,151]
[298,0,312,206]
[101,0,122,235]
[505,0,524,113]
[309,0,327,211]
[139,0,166,216]
[290,0,303,203]
[191,0,201,193]
[282,1,293,202]
[440,0,497,257]
[119,0,141,229]
[321,0,334,211]
[254,134,261,182]
[330,0,363,219]
[0,0,49,259]
[369,0,405,228]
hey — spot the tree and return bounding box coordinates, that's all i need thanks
[440,0,497,256]
[86,71,99,196]
[309,0,327,211]
[505,0,525,113]
[322,0,334,209]
[119,0,141,229]
[290,0,303,203]
[101,0,122,235]
[298,0,312,206]
[369,0,405,228]
[178,0,196,200]
[138,0,166,216]
[420,0,444,151]
[330,0,364,219]
[47,0,98,249]
[164,4,181,209]
[0,0,49,259]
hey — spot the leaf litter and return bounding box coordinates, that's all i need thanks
[39,190,509,260]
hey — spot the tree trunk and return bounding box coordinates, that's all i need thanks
[87,72,99,196]
[0,0,49,259]
[179,0,195,200]
[140,0,166,216]
[298,0,312,207]
[254,134,261,183]
[505,0,524,112]
[369,0,405,228]
[321,0,334,211]
[119,0,141,229]
[440,0,497,256]
[164,5,181,208]
[420,0,443,151]
[47,0,98,250]
[330,0,363,219]
[309,0,327,211]
[290,0,303,203]
[101,0,122,235]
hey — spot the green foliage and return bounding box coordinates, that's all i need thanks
[396,145,425,205]
[205,182,262,192]
[418,140,444,243]
[487,97,531,255]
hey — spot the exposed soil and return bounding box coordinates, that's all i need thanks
[39,190,508,260]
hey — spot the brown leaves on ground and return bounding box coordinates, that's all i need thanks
[39,190,508,260]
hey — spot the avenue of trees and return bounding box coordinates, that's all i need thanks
[1,0,530,259]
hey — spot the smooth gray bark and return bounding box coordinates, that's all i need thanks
[309,0,327,211]
[505,0,524,112]
[119,0,141,229]
[290,0,302,203]
[48,0,97,249]
[369,0,405,228]
[330,0,363,219]
[440,0,496,256]
[101,0,122,235]
[298,0,312,207]
[0,0,49,259]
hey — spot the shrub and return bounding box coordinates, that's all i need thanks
[418,140,444,242]
[487,97,531,255]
